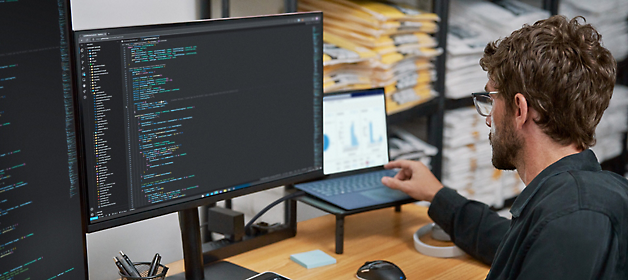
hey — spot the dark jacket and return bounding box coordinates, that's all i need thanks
[428,149,628,279]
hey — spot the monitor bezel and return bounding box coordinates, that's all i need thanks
[70,12,324,233]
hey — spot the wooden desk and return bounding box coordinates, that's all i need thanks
[169,204,489,279]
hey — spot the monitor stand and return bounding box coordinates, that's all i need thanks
[169,201,297,280]
[167,208,257,280]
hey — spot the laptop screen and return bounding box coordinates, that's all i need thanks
[323,89,389,175]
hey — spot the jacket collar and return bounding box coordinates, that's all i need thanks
[510,149,601,218]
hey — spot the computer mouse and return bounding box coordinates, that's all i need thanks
[356,260,406,280]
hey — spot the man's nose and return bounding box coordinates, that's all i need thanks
[485,115,492,127]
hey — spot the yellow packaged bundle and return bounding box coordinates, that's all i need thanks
[370,58,433,79]
[300,0,380,27]
[322,66,373,92]
[300,0,439,33]
[337,0,439,22]
[386,84,436,114]
[324,23,437,51]
[323,32,377,66]
[372,33,438,55]
[323,72,372,93]
[299,0,439,38]
[323,25,394,48]
[322,13,438,37]
[374,47,441,66]
[324,63,372,76]
[324,61,432,88]
[380,69,433,91]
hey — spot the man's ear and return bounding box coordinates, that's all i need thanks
[513,93,528,129]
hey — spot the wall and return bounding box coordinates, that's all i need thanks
[70,0,200,30]
[210,0,285,18]
[71,1,326,279]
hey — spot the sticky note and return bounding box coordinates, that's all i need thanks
[290,249,336,269]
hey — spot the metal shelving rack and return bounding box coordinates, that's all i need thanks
[428,0,449,180]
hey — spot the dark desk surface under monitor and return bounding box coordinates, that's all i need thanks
[165,204,489,279]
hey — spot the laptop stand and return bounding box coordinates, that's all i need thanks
[289,187,415,254]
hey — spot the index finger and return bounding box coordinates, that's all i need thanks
[384,160,416,170]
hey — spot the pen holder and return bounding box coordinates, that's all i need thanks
[118,262,168,280]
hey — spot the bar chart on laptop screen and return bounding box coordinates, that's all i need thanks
[323,94,388,174]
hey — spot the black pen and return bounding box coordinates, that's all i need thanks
[113,257,129,276]
[119,251,141,277]
[147,253,161,276]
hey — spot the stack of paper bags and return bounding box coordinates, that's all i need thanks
[323,32,377,92]
[560,0,628,62]
[592,84,628,162]
[450,0,550,39]
[445,19,492,99]
[388,126,438,169]
[300,0,442,114]
[446,0,549,99]
[442,107,525,207]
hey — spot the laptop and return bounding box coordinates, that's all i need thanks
[295,88,412,210]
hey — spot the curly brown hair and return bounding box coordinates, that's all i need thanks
[480,15,616,150]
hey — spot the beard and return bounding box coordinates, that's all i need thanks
[489,114,522,170]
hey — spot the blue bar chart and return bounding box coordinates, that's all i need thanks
[323,93,388,174]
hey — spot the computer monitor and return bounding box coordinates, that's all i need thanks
[1,0,87,279]
[72,12,323,279]
[72,12,323,235]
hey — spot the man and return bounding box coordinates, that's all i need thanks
[382,15,628,279]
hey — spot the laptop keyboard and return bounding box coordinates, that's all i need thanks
[305,169,397,197]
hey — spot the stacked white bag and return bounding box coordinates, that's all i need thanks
[442,107,525,207]
[446,0,550,99]
[591,84,628,162]
[560,0,628,62]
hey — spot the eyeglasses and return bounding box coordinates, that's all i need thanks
[472,91,498,117]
